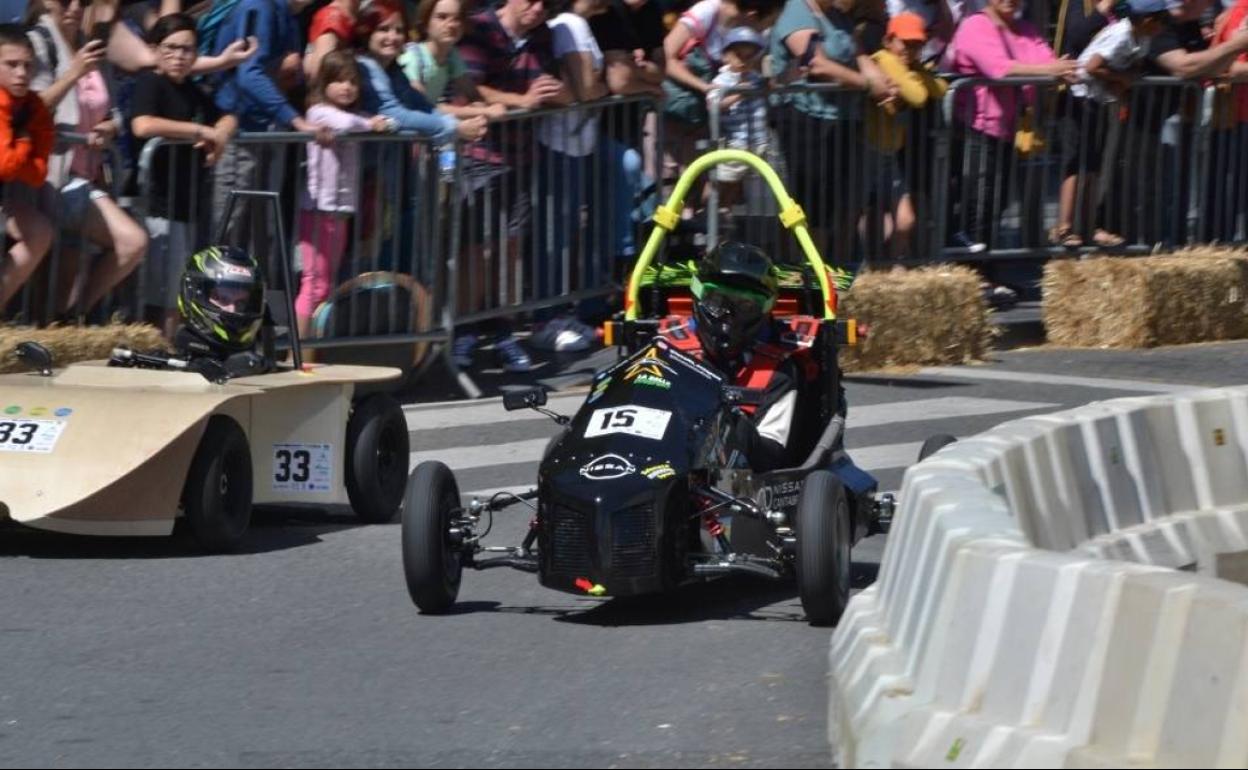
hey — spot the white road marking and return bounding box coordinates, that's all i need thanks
[918,367,1196,394]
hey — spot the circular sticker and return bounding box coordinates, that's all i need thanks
[54,407,73,418]
[3,405,20,415]
[28,407,48,417]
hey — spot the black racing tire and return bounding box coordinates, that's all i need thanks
[182,416,253,552]
[346,393,410,524]
[918,434,958,463]
[796,470,852,627]
[402,461,463,614]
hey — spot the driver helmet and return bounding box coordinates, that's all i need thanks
[690,241,778,368]
[178,245,266,356]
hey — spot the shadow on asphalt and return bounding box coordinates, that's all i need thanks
[431,562,880,627]
[0,506,389,560]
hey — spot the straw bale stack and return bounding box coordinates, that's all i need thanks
[840,265,994,372]
[0,322,166,374]
[1043,248,1248,348]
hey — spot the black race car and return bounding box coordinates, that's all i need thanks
[401,150,898,625]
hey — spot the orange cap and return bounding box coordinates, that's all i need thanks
[886,12,927,42]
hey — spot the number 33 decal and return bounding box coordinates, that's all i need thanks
[0,421,37,445]
[274,449,311,483]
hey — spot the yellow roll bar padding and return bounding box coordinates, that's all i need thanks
[625,149,837,321]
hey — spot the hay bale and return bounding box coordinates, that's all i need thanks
[1043,248,1248,348]
[840,265,994,372]
[0,322,166,374]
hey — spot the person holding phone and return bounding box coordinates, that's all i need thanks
[21,0,148,319]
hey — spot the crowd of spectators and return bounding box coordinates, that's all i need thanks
[2,0,1248,368]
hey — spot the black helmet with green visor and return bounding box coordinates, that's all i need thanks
[178,245,266,356]
[691,242,778,368]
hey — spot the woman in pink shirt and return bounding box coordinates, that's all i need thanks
[947,0,1075,249]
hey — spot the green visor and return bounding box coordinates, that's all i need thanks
[690,276,776,314]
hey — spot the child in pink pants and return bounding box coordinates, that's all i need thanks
[296,50,394,340]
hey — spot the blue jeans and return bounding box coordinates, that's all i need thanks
[534,139,644,320]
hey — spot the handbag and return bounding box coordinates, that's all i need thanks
[995,24,1047,158]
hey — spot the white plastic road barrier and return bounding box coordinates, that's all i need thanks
[830,386,1248,768]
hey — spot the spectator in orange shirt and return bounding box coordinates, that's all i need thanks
[0,24,54,313]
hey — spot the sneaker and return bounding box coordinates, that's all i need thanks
[451,334,478,369]
[494,335,534,373]
[983,283,1018,310]
[948,231,988,254]
[532,317,594,353]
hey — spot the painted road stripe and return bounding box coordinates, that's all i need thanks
[412,437,927,477]
[849,397,1056,427]
[918,367,1196,394]
[404,393,587,430]
[409,397,1057,473]
[408,394,1056,434]
[454,445,924,499]
[410,438,552,471]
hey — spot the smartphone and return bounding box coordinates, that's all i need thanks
[90,21,110,46]
[244,9,259,39]
[799,33,823,67]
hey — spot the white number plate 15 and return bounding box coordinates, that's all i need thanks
[0,419,66,454]
[272,443,333,492]
[584,406,672,441]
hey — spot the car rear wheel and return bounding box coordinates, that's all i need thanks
[918,434,957,463]
[182,416,253,552]
[346,393,410,523]
[402,461,463,613]
[796,470,851,627]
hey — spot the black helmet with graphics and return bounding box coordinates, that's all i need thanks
[690,241,778,367]
[178,245,266,355]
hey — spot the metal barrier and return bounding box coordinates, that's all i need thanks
[936,75,1205,258]
[135,130,447,357]
[705,81,951,268]
[449,95,658,326]
[12,77,1248,384]
[700,76,1207,266]
[124,96,657,394]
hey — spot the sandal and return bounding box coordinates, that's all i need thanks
[1048,225,1083,249]
[1092,229,1126,248]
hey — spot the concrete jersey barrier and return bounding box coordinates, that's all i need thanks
[829,386,1248,768]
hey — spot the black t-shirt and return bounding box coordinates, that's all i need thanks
[129,69,221,221]
[590,0,666,55]
[1146,19,1209,75]
[590,0,665,147]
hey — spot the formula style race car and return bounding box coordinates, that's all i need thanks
[0,192,410,551]
[401,151,895,625]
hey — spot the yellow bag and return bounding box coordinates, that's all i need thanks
[1015,106,1046,158]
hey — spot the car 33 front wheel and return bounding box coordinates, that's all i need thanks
[181,416,253,552]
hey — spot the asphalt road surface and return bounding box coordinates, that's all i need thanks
[3,342,1247,768]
